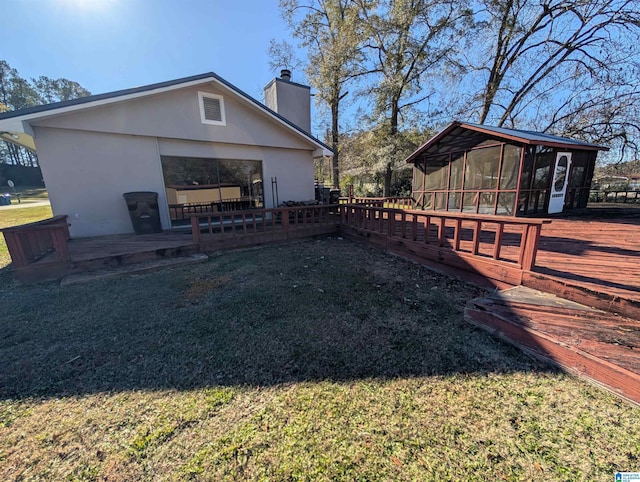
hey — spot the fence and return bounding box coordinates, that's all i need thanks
[3,203,550,287]
[338,196,414,210]
[190,204,341,248]
[340,204,549,285]
[589,190,640,204]
[169,197,259,222]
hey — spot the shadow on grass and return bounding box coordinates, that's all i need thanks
[0,238,556,400]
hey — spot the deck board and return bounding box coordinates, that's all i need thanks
[67,232,195,262]
[466,286,640,405]
[532,216,640,302]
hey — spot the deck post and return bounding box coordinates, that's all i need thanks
[520,224,542,270]
[51,226,71,263]
[191,215,201,243]
[2,231,28,267]
[472,221,481,255]
[453,218,462,251]
[387,210,394,238]
[493,223,504,260]
[411,214,418,241]
[438,217,446,246]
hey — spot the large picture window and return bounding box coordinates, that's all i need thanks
[161,156,263,226]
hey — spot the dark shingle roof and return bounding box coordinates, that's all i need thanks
[462,122,606,150]
[406,121,608,163]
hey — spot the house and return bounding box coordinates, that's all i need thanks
[405,121,608,216]
[0,69,332,237]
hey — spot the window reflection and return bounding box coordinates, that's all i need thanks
[161,156,264,226]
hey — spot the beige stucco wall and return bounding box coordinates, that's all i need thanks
[263,79,311,133]
[34,127,167,238]
[33,130,315,238]
[33,85,311,150]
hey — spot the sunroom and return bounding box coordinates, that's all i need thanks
[406,122,608,216]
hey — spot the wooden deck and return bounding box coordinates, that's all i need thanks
[66,232,196,269]
[16,232,197,281]
[525,213,640,318]
[339,205,640,317]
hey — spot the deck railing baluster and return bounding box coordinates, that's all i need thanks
[453,218,462,251]
[424,216,430,244]
[472,221,481,255]
[438,217,446,246]
[493,223,504,260]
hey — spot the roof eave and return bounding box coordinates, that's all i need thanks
[458,122,608,151]
[405,121,461,163]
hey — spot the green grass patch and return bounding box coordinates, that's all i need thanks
[0,238,637,481]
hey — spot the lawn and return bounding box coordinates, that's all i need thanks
[0,237,638,481]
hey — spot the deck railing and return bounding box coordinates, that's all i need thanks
[190,204,340,244]
[169,197,259,222]
[2,202,549,287]
[1,215,70,269]
[338,196,414,210]
[340,204,550,284]
[589,190,640,204]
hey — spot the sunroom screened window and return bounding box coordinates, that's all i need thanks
[412,143,521,215]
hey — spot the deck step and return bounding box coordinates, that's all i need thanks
[60,254,208,286]
[523,271,640,321]
[465,286,640,406]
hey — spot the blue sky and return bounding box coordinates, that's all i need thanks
[1,0,298,103]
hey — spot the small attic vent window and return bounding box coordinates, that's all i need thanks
[198,92,226,126]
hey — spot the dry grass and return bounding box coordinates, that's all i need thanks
[0,237,638,481]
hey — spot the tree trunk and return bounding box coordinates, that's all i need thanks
[331,99,340,189]
[383,163,393,197]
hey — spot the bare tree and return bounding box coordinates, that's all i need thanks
[267,39,304,75]
[358,0,469,195]
[457,0,640,158]
[280,0,369,189]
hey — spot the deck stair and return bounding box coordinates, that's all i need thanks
[65,233,197,275]
[523,271,640,321]
[465,286,640,405]
[61,253,208,285]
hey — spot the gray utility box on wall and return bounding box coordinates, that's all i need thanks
[123,191,162,235]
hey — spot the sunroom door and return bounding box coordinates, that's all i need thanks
[548,152,572,214]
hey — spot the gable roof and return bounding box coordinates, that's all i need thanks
[0,72,333,154]
[406,121,608,163]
